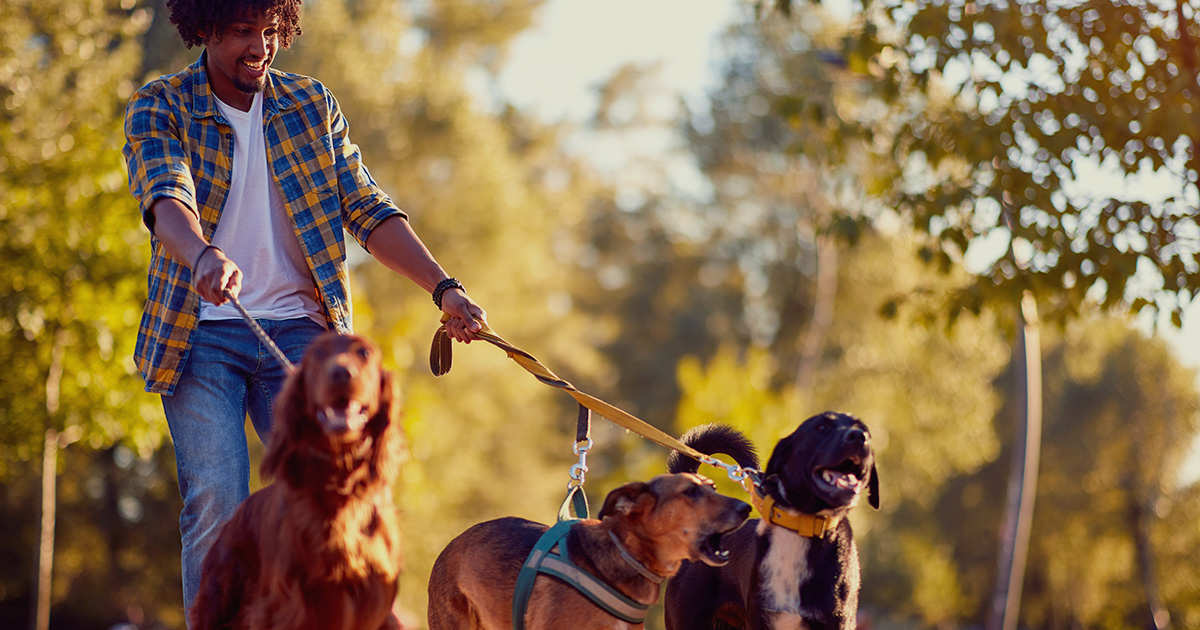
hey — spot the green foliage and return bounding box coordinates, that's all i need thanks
[0,0,159,460]
[930,319,1200,628]
[821,0,1198,325]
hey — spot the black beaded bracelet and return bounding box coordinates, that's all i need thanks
[192,244,222,271]
[432,277,464,310]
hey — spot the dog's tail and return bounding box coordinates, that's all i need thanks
[667,424,760,474]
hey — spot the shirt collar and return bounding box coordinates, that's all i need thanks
[190,50,294,121]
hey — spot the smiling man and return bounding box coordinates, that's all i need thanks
[123,0,487,622]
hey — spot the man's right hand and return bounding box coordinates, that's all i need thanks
[148,198,242,306]
[191,245,241,305]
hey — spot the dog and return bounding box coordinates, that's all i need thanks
[664,412,879,630]
[427,473,752,630]
[189,332,406,630]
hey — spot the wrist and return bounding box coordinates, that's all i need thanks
[192,244,222,271]
[432,277,464,310]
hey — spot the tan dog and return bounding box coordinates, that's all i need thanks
[190,333,405,630]
[428,473,751,630]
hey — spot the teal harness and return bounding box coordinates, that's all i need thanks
[511,486,652,629]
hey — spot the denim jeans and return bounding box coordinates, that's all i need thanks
[161,317,325,619]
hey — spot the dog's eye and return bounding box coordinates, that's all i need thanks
[356,347,371,359]
[685,485,707,498]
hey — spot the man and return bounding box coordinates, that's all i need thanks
[122,0,486,618]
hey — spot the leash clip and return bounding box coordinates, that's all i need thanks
[567,437,592,489]
[698,455,762,494]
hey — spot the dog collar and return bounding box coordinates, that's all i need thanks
[751,487,837,538]
[608,530,665,584]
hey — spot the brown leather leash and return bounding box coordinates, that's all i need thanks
[429,315,756,488]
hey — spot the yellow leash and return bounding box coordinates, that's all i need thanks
[430,315,750,483]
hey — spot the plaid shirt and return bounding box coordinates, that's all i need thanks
[124,53,405,394]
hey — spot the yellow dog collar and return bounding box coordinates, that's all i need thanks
[751,487,837,538]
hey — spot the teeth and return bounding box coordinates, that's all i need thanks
[822,470,861,491]
[716,550,729,559]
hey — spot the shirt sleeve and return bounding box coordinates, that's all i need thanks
[122,83,199,235]
[326,90,407,252]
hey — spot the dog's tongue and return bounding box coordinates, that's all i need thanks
[822,470,861,493]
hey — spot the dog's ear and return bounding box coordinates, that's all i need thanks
[371,368,406,480]
[261,365,307,483]
[763,435,793,479]
[867,461,880,510]
[371,368,397,430]
[762,473,789,503]
[598,482,653,520]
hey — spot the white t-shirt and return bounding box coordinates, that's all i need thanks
[201,91,324,325]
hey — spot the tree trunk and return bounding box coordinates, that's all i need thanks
[795,234,837,392]
[31,330,66,630]
[986,292,1043,630]
[1131,497,1173,630]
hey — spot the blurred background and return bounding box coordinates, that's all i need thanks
[3,0,1199,628]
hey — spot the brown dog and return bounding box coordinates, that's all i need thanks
[427,473,752,630]
[190,333,406,630]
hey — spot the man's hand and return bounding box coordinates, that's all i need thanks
[192,246,242,306]
[440,289,486,343]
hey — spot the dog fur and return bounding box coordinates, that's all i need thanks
[189,333,406,630]
[427,473,752,630]
[664,412,879,630]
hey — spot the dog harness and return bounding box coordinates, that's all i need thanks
[751,487,838,538]
[511,520,651,629]
[512,486,654,629]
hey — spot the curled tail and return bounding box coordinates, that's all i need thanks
[667,424,759,474]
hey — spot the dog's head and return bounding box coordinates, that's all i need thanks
[598,473,751,576]
[763,411,879,515]
[262,332,403,486]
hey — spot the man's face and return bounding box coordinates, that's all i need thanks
[204,12,280,111]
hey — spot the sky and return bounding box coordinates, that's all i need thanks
[493,0,1200,483]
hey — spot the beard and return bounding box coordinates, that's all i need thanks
[233,74,267,94]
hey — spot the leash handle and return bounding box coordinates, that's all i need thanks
[223,290,296,372]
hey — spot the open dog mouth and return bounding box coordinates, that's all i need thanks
[814,455,866,498]
[698,530,733,566]
[316,398,370,435]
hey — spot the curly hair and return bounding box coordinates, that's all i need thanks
[168,0,303,49]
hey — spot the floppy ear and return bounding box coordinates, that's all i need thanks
[598,482,653,520]
[867,462,880,510]
[370,369,406,480]
[370,368,397,432]
[261,366,307,483]
[763,435,793,479]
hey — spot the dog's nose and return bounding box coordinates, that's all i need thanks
[735,500,752,520]
[845,428,867,445]
[330,364,356,385]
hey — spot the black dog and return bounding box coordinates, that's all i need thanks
[664,411,879,630]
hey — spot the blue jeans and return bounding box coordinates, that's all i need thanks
[161,317,325,619]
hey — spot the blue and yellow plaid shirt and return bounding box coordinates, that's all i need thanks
[124,53,405,394]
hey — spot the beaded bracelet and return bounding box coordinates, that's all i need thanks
[432,277,464,310]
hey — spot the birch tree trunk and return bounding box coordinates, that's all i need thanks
[986,292,1043,630]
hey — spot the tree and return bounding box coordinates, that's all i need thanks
[0,0,163,627]
[930,319,1200,629]
[776,0,1200,326]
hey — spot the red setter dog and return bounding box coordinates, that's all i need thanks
[190,333,406,630]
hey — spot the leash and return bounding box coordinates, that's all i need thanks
[223,290,296,372]
[430,315,757,491]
